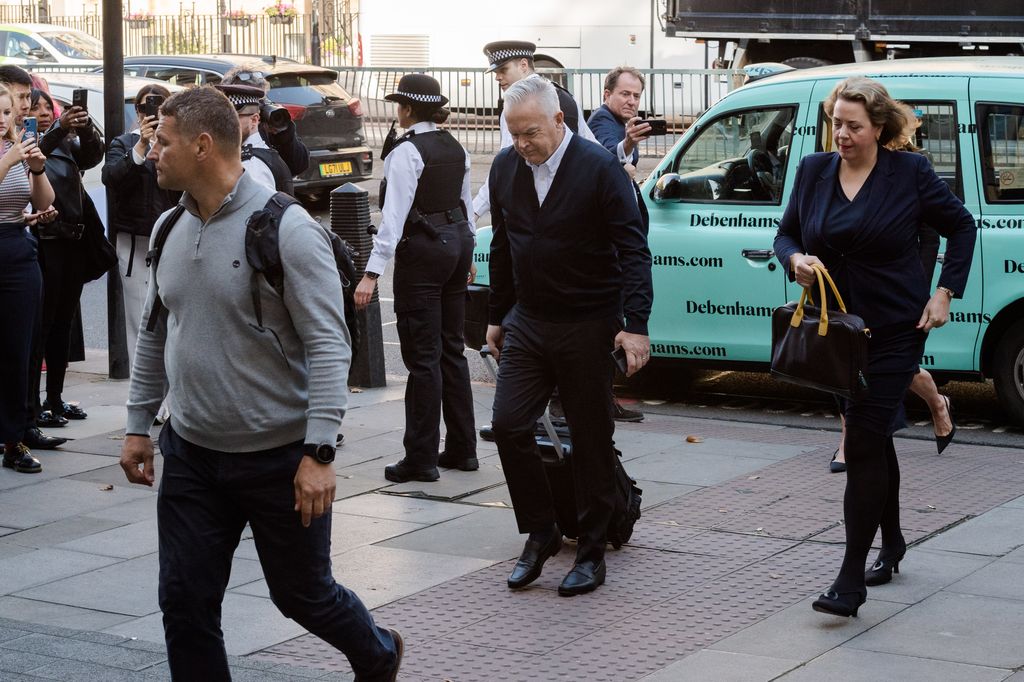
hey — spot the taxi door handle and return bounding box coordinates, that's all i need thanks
[741,249,775,260]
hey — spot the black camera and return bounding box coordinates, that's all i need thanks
[260,102,291,129]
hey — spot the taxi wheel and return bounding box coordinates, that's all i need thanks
[993,319,1024,426]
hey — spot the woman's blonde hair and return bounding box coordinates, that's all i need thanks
[0,84,16,142]
[823,76,907,147]
[886,101,923,152]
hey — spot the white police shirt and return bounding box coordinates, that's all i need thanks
[241,129,276,191]
[365,121,475,277]
[472,73,596,218]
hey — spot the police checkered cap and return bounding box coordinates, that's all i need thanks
[213,83,263,110]
[483,40,536,72]
[384,74,449,107]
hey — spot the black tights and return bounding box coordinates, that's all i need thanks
[834,426,905,594]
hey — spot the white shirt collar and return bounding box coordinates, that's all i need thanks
[407,121,437,135]
[243,130,268,149]
[526,127,573,174]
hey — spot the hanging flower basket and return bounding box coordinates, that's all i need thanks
[126,17,152,29]
[227,16,253,27]
[265,3,297,24]
[268,15,294,25]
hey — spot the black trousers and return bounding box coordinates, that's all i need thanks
[157,424,398,681]
[29,238,85,419]
[393,223,476,468]
[834,324,926,594]
[492,307,620,563]
[0,226,41,444]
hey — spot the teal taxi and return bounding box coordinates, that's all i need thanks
[469,57,1024,423]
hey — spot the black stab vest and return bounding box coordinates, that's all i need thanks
[379,130,466,221]
[552,83,580,134]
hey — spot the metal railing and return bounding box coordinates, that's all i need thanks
[335,67,743,157]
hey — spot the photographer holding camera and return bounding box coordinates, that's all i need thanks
[221,64,310,176]
[102,83,180,365]
[587,67,661,182]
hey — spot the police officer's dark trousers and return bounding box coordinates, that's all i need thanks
[491,307,620,563]
[157,424,399,681]
[393,221,476,468]
[0,226,41,444]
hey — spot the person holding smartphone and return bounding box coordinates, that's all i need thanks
[25,88,104,430]
[0,82,56,473]
[102,83,179,365]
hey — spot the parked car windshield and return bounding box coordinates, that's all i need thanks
[267,72,351,105]
[40,30,102,59]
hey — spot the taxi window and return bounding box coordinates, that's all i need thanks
[669,106,796,204]
[978,103,1024,203]
[5,32,50,61]
[818,100,962,200]
[146,67,203,88]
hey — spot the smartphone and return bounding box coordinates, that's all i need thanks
[611,346,629,374]
[143,94,164,118]
[22,116,37,142]
[72,88,88,111]
[639,118,667,136]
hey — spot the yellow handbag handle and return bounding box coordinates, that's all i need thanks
[790,263,848,336]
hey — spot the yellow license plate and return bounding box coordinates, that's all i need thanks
[319,161,353,178]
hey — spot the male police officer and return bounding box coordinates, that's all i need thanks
[472,40,597,221]
[214,83,294,195]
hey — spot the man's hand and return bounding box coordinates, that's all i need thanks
[354,274,377,309]
[467,262,477,284]
[59,105,91,131]
[790,254,826,288]
[623,116,652,158]
[917,290,952,332]
[120,435,155,486]
[293,456,336,528]
[614,330,651,377]
[485,324,505,362]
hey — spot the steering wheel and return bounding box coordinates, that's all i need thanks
[746,148,780,198]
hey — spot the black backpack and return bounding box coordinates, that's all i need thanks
[242,144,295,197]
[145,193,361,362]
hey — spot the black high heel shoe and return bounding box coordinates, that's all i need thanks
[829,448,847,473]
[812,588,866,618]
[936,395,956,455]
[865,547,907,586]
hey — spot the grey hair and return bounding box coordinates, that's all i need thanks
[503,77,559,117]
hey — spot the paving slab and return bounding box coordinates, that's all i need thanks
[14,552,266,617]
[0,548,120,596]
[867,548,994,605]
[917,506,1024,556]
[459,484,513,508]
[104,592,307,657]
[0,631,165,670]
[708,595,908,661]
[638,649,800,681]
[624,449,779,486]
[0,478,153,529]
[331,492,479,525]
[0,648,53,674]
[380,463,507,501]
[55,431,130,458]
[1003,494,1024,509]
[777,646,1012,681]
[945,557,1024,601]
[55,519,159,559]
[2,515,125,549]
[375,507,522,561]
[67,461,165,491]
[0,451,115,492]
[0,596,134,632]
[846,591,1024,668]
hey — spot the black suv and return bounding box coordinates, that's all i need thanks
[117,55,372,197]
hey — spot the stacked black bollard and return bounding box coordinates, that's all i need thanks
[330,183,386,388]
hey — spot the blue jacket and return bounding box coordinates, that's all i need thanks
[487,134,652,334]
[774,148,976,329]
[587,104,638,165]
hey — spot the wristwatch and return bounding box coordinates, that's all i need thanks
[365,271,380,280]
[302,442,336,464]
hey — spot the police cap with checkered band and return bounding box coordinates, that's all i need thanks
[483,40,536,73]
[383,74,449,108]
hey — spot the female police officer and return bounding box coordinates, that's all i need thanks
[354,74,477,483]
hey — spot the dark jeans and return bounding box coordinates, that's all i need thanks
[491,308,620,563]
[393,223,476,468]
[157,424,398,681]
[0,226,41,444]
[29,238,86,419]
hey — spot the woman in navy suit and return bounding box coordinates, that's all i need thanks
[774,77,976,618]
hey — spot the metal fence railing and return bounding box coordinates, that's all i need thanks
[335,67,744,157]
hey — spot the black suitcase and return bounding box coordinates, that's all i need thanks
[480,348,643,549]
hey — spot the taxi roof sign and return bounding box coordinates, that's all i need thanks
[743,62,797,82]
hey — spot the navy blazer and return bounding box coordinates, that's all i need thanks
[774,148,976,329]
[587,104,639,166]
[488,134,652,334]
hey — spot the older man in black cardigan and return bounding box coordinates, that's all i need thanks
[485,77,653,596]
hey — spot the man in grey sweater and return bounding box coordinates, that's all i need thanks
[119,87,402,681]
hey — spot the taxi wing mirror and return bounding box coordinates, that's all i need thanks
[652,172,684,203]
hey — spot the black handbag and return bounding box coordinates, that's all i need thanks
[78,196,118,283]
[770,264,871,399]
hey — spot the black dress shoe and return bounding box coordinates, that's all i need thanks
[384,460,439,483]
[613,400,644,423]
[829,449,847,473]
[44,400,87,420]
[437,451,479,471]
[507,527,561,589]
[936,395,956,455]
[36,410,69,428]
[22,427,67,450]
[812,588,866,617]
[558,559,606,596]
[385,628,404,682]
[2,443,42,473]
[479,425,495,442]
